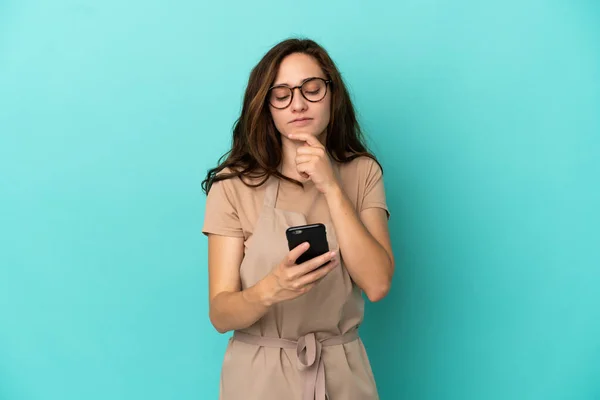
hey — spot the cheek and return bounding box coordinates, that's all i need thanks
[269,109,287,131]
[317,103,331,128]
[323,105,331,123]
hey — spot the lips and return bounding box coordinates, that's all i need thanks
[290,117,313,123]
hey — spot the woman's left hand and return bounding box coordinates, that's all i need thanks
[289,133,339,195]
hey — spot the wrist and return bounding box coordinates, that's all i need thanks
[254,275,277,308]
[323,181,343,201]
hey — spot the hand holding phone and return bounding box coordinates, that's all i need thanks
[258,223,337,305]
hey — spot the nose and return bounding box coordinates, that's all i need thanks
[290,87,308,112]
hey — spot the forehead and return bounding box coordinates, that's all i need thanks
[273,53,325,86]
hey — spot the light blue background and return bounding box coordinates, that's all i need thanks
[1,1,599,399]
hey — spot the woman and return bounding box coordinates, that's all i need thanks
[202,38,394,400]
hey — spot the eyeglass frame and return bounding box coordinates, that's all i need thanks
[267,77,332,109]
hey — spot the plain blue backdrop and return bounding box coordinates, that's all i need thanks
[1,1,599,399]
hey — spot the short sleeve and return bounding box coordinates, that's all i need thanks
[360,158,390,219]
[202,178,244,237]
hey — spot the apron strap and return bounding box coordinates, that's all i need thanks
[263,174,280,209]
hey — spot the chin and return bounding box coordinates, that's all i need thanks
[286,130,317,138]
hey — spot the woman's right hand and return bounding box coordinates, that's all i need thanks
[260,243,339,305]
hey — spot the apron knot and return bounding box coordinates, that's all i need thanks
[296,333,321,368]
[233,329,359,400]
[296,333,326,400]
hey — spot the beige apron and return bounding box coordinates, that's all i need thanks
[219,169,379,400]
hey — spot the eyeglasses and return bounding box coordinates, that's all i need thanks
[267,77,331,109]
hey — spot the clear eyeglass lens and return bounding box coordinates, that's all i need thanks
[301,79,326,101]
[269,87,292,108]
[269,79,327,108]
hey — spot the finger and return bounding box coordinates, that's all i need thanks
[295,154,313,164]
[289,133,322,148]
[285,242,310,266]
[296,162,311,176]
[286,250,337,279]
[298,250,337,274]
[296,147,324,156]
[288,258,339,287]
[294,258,339,287]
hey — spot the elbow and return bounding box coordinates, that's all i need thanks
[212,321,229,334]
[209,309,230,334]
[365,258,394,302]
[365,281,391,302]
[210,319,229,335]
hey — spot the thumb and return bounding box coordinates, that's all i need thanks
[286,242,310,265]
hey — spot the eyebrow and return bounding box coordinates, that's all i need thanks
[271,76,324,88]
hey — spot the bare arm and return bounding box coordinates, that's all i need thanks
[207,234,271,333]
[207,234,339,333]
[325,186,394,302]
[289,133,395,302]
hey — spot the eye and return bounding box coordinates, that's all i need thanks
[271,87,291,101]
[302,79,325,96]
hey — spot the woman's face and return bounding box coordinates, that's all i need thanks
[268,53,331,141]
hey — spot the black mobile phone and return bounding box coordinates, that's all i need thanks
[286,223,330,265]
